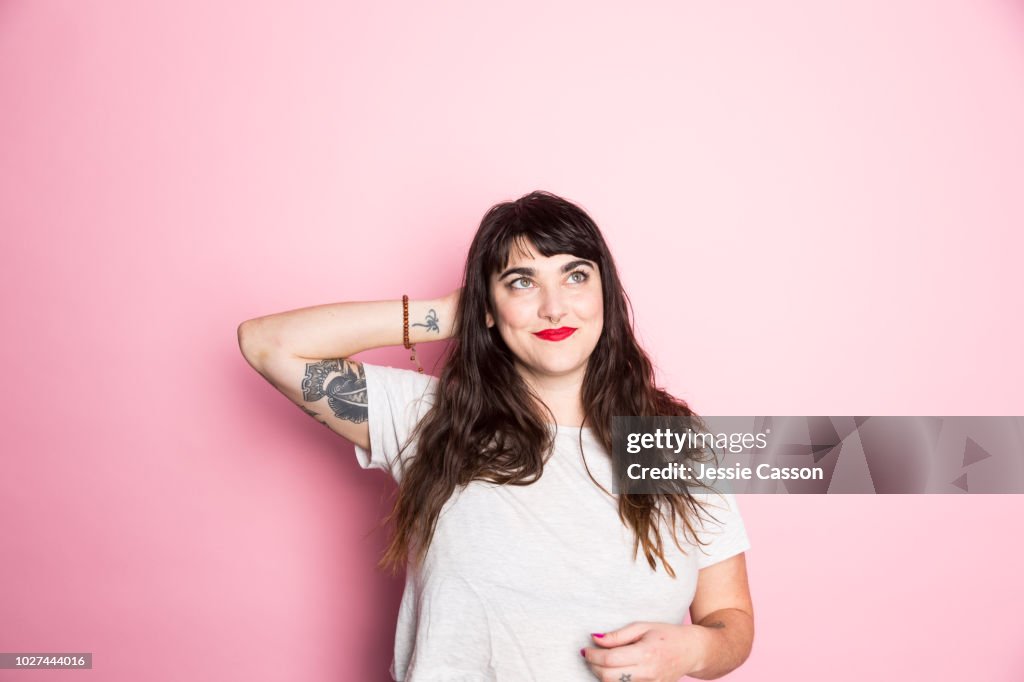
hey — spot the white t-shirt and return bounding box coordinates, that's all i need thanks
[352,363,751,681]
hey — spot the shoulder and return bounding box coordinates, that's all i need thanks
[361,362,439,422]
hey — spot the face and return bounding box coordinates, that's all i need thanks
[486,240,604,383]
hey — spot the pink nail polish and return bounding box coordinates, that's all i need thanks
[591,632,605,638]
[580,648,585,657]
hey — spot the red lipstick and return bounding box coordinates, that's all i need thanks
[533,327,577,341]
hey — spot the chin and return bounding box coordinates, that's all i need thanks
[535,357,588,376]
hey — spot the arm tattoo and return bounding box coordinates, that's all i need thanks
[704,620,726,629]
[300,359,367,424]
[298,405,330,428]
[410,308,440,333]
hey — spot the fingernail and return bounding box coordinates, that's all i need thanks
[591,632,605,638]
[580,648,585,657]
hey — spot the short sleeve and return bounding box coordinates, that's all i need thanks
[692,491,751,570]
[351,363,438,483]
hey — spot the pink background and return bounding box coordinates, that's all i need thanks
[3,1,1023,680]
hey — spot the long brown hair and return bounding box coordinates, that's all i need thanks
[377,190,716,577]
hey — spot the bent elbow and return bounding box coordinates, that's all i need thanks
[237,319,269,370]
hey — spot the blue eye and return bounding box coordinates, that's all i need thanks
[509,277,533,290]
[507,270,589,290]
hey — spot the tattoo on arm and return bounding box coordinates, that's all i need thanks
[298,405,330,428]
[300,359,368,424]
[703,620,726,629]
[410,309,440,333]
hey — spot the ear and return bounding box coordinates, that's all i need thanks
[485,311,494,328]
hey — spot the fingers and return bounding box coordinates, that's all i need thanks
[584,657,643,682]
[581,643,641,670]
[592,621,652,648]
[583,622,655,679]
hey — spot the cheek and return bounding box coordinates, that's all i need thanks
[581,295,604,338]
[495,298,533,329]
[579,291,604,319]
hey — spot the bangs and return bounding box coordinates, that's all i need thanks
[483,207,604,277]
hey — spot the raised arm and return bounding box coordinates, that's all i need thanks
[236,291,459,450]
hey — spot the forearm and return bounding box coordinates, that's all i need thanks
[238,295,454,365]
[687,608,754,680]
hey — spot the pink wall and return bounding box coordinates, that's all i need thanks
[2,1,1023,680]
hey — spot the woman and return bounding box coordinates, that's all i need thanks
[237,190,754,681]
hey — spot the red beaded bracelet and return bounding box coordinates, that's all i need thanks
[402,295,424,373]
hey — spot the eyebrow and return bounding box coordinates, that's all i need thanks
[497,259,594,281]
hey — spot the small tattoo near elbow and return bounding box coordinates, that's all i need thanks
[300,359,368,424]
[704,620,726,629]
[410,309,440,334]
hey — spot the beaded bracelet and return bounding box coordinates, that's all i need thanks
[402,295,424,373]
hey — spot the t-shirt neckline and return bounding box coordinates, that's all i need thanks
[551,423,594,432]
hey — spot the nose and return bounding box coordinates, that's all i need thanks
[537,286,567,324]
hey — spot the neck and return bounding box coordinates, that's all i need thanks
[515,362,588,427]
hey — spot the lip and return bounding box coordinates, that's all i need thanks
[533,327,577,342]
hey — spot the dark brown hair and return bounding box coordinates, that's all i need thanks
[378,190,715,577]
